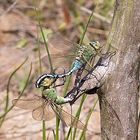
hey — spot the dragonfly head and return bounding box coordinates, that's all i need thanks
[89,41,100,50]
[35,74,56,89]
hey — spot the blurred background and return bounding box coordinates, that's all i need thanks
[0,0,115,139]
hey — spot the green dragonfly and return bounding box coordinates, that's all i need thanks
[12,88,85,130]
[35,32,101,89]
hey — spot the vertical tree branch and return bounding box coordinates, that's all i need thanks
[98,0,140,139]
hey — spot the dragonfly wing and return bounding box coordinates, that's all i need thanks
[42,103,55,121]
[50,104,67,126]
[52,104,85,130]
[12,97,43,110]
[45,33,80,70]
[48,32,78,51]
[32,101,55,121]
[32,105,45,121]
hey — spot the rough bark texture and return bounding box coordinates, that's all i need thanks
[98,0,140,139]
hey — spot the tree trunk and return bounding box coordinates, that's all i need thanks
[98,0,140,139]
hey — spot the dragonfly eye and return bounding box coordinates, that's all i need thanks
[35,74,53,88]
[89,41,100,50]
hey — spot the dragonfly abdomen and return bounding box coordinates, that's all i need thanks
[62,59,83,76]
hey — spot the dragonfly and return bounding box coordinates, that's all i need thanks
[64,51,117,104]
[12,88,85,130]
[35,32,101,89]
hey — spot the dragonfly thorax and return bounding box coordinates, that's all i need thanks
[77,45,86,59]
[43,88,57,101]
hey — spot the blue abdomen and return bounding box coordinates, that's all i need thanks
[65,59,83,76]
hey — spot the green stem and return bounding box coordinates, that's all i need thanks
[36,25,42,74]
[79,98,98,140]
[5,58,28,112]
[39,25,54,72]
[42,121,46,140]
[34,6,55,140]
[79,9,94,45]
[0,61,32,128]
[72,95,86,140]
[55,117,60,140]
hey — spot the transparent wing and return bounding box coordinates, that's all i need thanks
[48,32,79,51]
[12,96,43,110]
[42,32,80,72]
[32,100,55,121]
[32,106,44,121]
[52,104,85,130]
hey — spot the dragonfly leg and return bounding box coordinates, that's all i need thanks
[69,87,99,105]
[52,77,66,88]
[53,83,64,88]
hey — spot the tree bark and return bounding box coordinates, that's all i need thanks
[98,0,140,139]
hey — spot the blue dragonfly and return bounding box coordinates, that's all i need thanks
[35,32,101,89]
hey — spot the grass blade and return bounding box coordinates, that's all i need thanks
[5,57,28,112]
[42,120,46,140]
[0,61,32,127]
[65,95,86,140]
[34,6,56,140]
[79,98,98,140]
